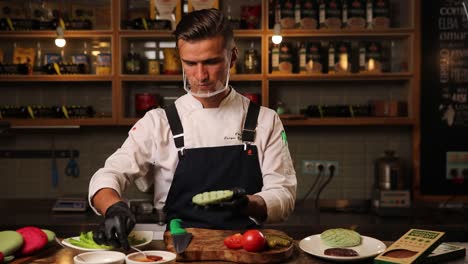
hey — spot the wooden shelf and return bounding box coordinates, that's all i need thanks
[281,117,415,126]
[119,30,173,38]
[234,30,263,37]
[119,74,263,82]
[120,75,182,81]
[231,74,263,81]
[118,117,415,127]
[0,75,113,82]
[269,28,414,38]
[267,73,413,81]
[118,118,139,126]
[119,29,263,38]
[0,0,420,136]
[4,118,115,127]
[0,30,113,38]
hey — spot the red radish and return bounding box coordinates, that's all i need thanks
[16,227,48,256]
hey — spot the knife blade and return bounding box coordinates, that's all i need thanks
[169,218,193,254]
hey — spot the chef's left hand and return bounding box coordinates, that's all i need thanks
[218,187,249,209]
[196,187,249,211]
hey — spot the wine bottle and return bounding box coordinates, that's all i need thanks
[125,43,141,74]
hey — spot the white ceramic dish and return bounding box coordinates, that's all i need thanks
[299,234,386,262]
[73,251,126,264]
[63,231,152,252]
[125,250,176,264]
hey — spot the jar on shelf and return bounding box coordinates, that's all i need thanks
[135,93,159,117]
[243,41,260,74]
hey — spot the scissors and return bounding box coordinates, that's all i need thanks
[65,149,80,177]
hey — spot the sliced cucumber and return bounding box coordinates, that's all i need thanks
[320,228,361,247]
[0,231,23,256]
[192,190,234,206]
[41,229,56,243]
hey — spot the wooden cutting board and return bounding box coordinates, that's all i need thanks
[163,228,294,263]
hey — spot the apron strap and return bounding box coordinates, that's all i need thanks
[165,104,185,153]
[242,102,260,143]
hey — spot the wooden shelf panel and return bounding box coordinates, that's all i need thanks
[267,28,414,38]
[118,118,139,126]
[4,118,115,127]
[281,117,415,126]
[231,74,263,81]
[118,117,415,127]
[120,74,263,82]
[0,75,113,82]
[0,31,113,38]
[120,75,182,81]
[119,30,173,38]
[234,30,263,37]
[267,73,413,81]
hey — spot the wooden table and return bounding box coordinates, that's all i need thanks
[9,241,468,264]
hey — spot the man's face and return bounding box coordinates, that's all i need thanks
[178,35,233,96]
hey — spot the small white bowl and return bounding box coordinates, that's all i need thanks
[125,250,176,264]
[73,251,126,264]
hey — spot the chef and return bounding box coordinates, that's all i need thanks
[88,8,297,250]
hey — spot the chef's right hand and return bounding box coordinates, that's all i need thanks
[93,201,136,250]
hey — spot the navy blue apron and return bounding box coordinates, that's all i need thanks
[163,102,263,230]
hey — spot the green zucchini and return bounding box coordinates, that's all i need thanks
[192,190,234,206]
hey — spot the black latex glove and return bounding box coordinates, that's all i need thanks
[196,187,249,210]
[93,201,136,250]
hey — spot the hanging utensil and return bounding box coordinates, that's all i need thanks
[65,149,79,177]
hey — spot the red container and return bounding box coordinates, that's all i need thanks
[243,93,260,104]
[135,93,158,117]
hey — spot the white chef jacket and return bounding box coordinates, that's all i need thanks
[89,88,297,223]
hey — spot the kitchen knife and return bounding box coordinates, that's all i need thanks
[169,218,192,254]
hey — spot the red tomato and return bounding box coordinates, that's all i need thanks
[242,229,266,252]
[224,233,243,249]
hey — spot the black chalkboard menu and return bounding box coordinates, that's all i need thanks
[421,0,468,195]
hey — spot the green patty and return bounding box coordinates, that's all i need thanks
[192,190,234,206]
[320,228,362,247]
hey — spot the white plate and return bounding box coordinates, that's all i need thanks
[62,230,152,252]
[299,234,386,262]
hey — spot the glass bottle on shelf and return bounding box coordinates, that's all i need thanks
[147,43,161,75]
[271,43,280,73]
[244,41,259,74]
[72,41,91,74]
[125,42,142,74]
[34,42,42,74]
[226,3,240,29]
[83,41,90,73]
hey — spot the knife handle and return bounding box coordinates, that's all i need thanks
[170,218,187,235]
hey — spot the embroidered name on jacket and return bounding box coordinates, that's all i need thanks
[224,132,242,141]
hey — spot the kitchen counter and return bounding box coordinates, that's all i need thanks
[9,240,468,264]
[1,199,467,241]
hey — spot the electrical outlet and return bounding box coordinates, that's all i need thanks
[314,162,325,176]
[301,160,315,175]
[306,160,339,177]
[325,160,339,177]
[302,159,339,176]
